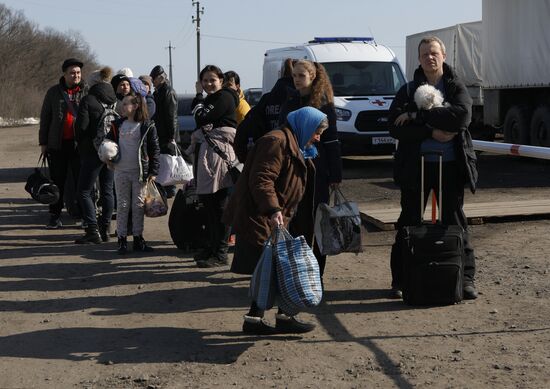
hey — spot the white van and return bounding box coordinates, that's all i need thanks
[263,37,406,155]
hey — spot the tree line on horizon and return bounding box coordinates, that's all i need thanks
[0,3,98,120]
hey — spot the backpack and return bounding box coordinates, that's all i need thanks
[93,102,120,150]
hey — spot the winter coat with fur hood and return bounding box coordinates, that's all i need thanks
[39,77,89,150]
[388,63,478,193]
[75,82,117,156]
[107,118,160,183]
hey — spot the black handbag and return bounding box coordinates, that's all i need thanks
[25,154,60,205]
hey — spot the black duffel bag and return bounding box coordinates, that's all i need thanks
[25,154,60,205]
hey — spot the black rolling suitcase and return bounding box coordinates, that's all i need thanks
[168,183,208,252]
[401,153,464,305]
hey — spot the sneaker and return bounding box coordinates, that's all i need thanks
[45,215,62,230]
[74,226,101,244]
[242,315,277,335]
[275,314,315,334]
[463,282,478,300]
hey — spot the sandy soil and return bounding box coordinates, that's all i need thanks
[0,125,549,388]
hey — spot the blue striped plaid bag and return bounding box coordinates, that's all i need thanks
[249,238,277,310]
[273,226,322,315]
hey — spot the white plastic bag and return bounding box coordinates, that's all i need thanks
[157,145,193,186]
[144,180,168,218]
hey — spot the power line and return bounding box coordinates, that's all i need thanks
[202,34,299,45]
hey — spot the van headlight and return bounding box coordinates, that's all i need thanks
[334,107,352,121]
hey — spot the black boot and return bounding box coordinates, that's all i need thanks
[98,223,111,242]
[133,235,153,252]
[75,225,101,244]
[117,236,128,255]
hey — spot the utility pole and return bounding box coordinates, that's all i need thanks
[192,0,204,79]
[166,40,175,83]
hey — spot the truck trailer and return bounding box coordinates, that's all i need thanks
[406,0,550,146]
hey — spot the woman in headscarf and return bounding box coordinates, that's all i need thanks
[279,59,343,278]
[224,106,328,335]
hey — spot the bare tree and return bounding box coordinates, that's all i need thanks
[0,4,98,119]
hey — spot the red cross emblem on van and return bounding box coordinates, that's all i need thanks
[369,99,387,107]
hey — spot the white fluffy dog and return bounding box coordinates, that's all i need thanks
[414,84,445,110]
[98,140,120,163]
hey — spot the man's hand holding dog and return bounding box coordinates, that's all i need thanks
[394,111,416,126]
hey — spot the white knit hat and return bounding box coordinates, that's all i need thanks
[117,67,134,77]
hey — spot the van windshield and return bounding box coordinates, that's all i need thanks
[322,62,406,97]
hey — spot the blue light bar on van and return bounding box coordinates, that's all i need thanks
[311,37,374,43]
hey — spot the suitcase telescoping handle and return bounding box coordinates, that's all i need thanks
[420,151,443,224]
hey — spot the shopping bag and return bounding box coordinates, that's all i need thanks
[273,226,322,315]
[157,145,193,186]
[314,187,363,256]
[249,238,277,311]
[24,154,60,205]
[143,180,168,217]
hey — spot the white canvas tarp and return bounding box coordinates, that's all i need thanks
[405,21,482,87]
[483,0,550,88]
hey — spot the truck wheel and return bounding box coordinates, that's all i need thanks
[530,105,550,147]
[503,105,531,145]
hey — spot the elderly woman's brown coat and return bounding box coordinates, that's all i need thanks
[223,126,316,274]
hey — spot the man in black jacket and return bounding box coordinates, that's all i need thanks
[388,36,479,300]
[150,65,178,198]
[39,58,88,229]
[74,67,117,244]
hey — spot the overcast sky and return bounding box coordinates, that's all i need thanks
[2,0,481,93]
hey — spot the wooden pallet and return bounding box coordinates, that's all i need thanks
[359,199,550,231]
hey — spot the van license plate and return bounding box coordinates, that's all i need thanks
[372,136,395,145]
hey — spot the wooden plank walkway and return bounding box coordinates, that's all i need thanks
[359,199,550,231]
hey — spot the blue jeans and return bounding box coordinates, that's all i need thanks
[77,153,114,227]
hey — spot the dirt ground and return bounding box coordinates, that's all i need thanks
[1,125,549,389]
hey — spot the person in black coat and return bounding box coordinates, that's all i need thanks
[278,59,343,277]
[189,65,239,268]
[234,59,297,163]
[388,36,478,300]
[74,67,117,244]
[150,65,178,197]
[39,58,88,229]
